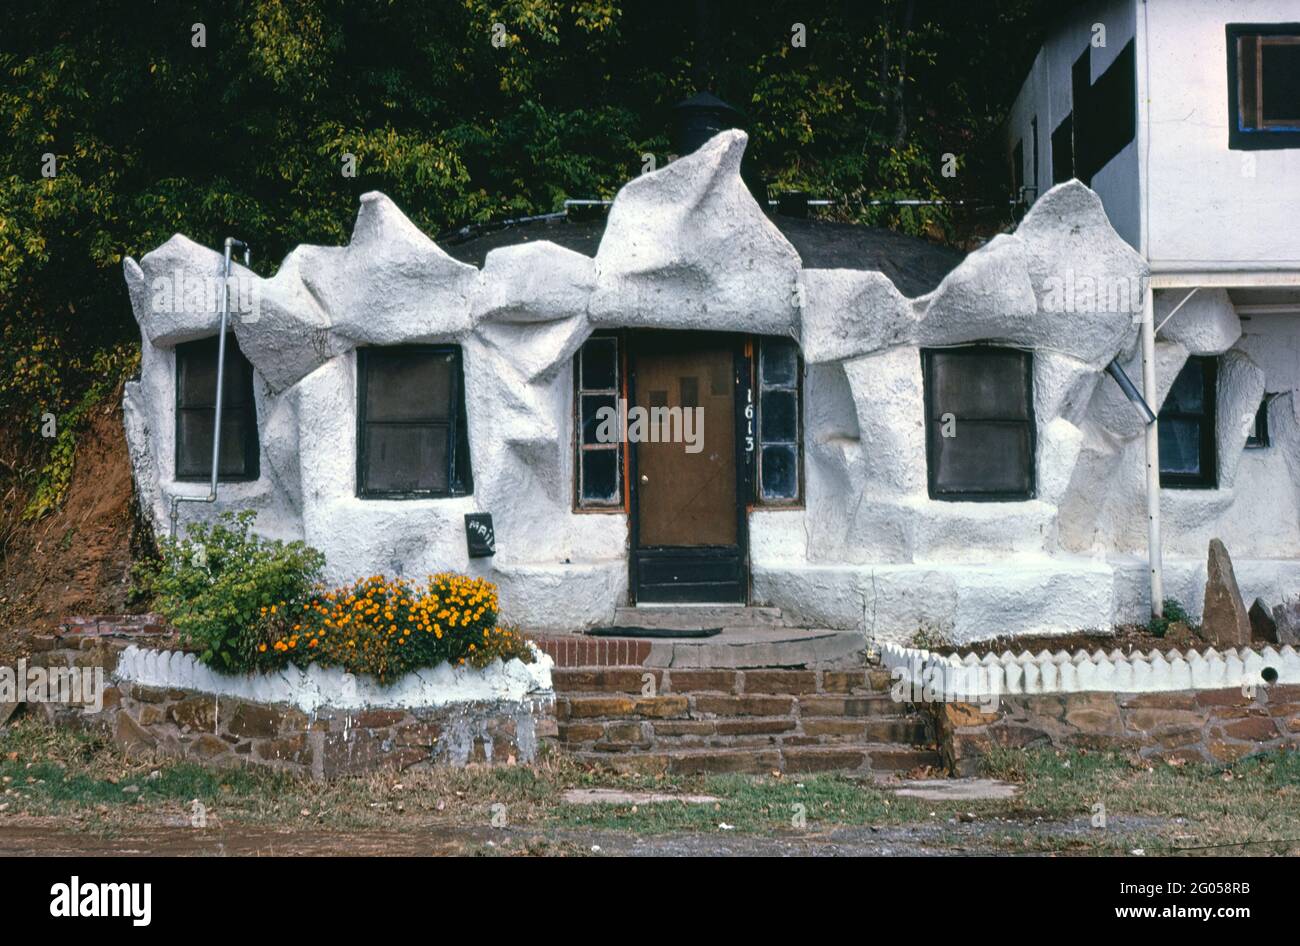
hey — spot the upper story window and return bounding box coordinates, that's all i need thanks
[756,338,802,503]
[175,335,259,481]
[575,333,623,509]
[922,347,1035,501]
[1228,24,1300,149]
[356,345,473,499]
[1158,356,1217,489]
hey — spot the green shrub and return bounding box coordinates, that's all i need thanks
[135,511,325,672]
[1148,598,1193,638]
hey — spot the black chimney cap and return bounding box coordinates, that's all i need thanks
[672,91,743,155]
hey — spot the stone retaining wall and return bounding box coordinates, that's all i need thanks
[20,622,556,779]
[935,686,1300,775]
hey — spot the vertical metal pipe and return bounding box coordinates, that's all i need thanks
[1141,281,1163,618]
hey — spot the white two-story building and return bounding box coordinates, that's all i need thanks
[1007,0,1300,618]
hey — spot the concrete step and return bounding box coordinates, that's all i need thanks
[532,628,866,669]
[611,605,786,630]
[571,744,943,777]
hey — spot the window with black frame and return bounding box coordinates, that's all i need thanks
[757,338,801,503]
[923,347,1035,500]
[175,335,259,481]
[575,333,622,508]
[356,345,473,498]
[1159,356,1218,488]
[1227,24,1300,150]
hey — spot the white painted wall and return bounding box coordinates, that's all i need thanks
[1142,0,1300,270]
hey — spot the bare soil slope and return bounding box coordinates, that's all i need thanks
[0,388,146,656]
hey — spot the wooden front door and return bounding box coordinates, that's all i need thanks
[629,332,748,603]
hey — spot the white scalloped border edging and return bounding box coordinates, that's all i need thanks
[878,641,1300,700]
[113,643,554,713]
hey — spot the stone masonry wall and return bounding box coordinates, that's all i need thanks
[21,620,556,779]
[935,686,1300,776]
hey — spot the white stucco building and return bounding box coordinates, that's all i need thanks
[1005,0,1300,626]
[120,4,1300,643]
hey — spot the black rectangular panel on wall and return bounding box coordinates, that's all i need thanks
[1071,39,1137,185]
[1051,113,1074,184]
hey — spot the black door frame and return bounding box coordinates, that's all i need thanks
[627,330,752,604]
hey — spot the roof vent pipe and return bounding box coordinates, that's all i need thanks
[169,237,251,540]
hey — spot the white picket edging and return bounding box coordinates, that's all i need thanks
[114,643,554,713]
[878,641,1300,701]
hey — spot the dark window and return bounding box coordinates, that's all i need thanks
[923,347,1036,501]
[1158,357,1217,488]
[1051,113,1075,184]
[1012,139,1024,198]
[1228,24,1300,149]
[756,339,802,503]
[1246,394,1274,449]
[575,333,622,508]
[356,346,472,498]
[175,335,259,481]
[1072,40,1137,184]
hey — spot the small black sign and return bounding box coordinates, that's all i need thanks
[464,513,495,558]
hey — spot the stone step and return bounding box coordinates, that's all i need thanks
[551,667,895,696]
[611,605,786,630]
[555,692,913,722]
[571,744,943,777]
[557,716,929,750]
[533,628,866,669]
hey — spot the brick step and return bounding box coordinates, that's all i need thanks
[556,692,912,721]
[559,716,929,750]
[571,744,943,777]
[533,629,866,669]
[552,667,894,697]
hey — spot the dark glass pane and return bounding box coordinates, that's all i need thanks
[1164,359,1205,413]
[1158,419,1203,475]
[760,444,798,500]
[678,376,699,409]
[929,350,1030,420]
[362,424,447,494]
[760,390,798,443]
[581,448,619,502]
[932,421,1032,496]
[364,349,453,422]
[760,340,797,387]
[580,337,617,390]
[1261,43,1300,123]
[178,337,253,408]
[581,394,617,445]
[177,409,252,478]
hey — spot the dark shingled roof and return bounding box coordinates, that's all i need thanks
[438,213,964,298]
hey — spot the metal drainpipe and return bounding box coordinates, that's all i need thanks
[169,237,251,540]
[1140,281,1163,618]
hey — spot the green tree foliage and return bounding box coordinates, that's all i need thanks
[0,0,1050,494]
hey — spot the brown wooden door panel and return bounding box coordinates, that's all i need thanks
[633,342,737,548]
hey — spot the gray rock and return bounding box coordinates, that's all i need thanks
[1249,597,1278,645]
[1201,539,1251,648]
[1272,595,1300,647]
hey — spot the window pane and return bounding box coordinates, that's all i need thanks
[931,421,1032,496]
[760,444,798,500]
[178,337,253,409]
[580,337,617,390]
[581,394,617,445]
[364,349,453,422]
[1159,419,1203,475]
[1261,41,1300,123]
[1164,360,1205,413]
[363,424,447,493]
[760,340,797,387]
[760,389,798,443]
[581,448,619,502]
[929,350,1030,420]
[177,409,252,478]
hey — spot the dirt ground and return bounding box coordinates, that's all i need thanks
[0,391,146,660]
